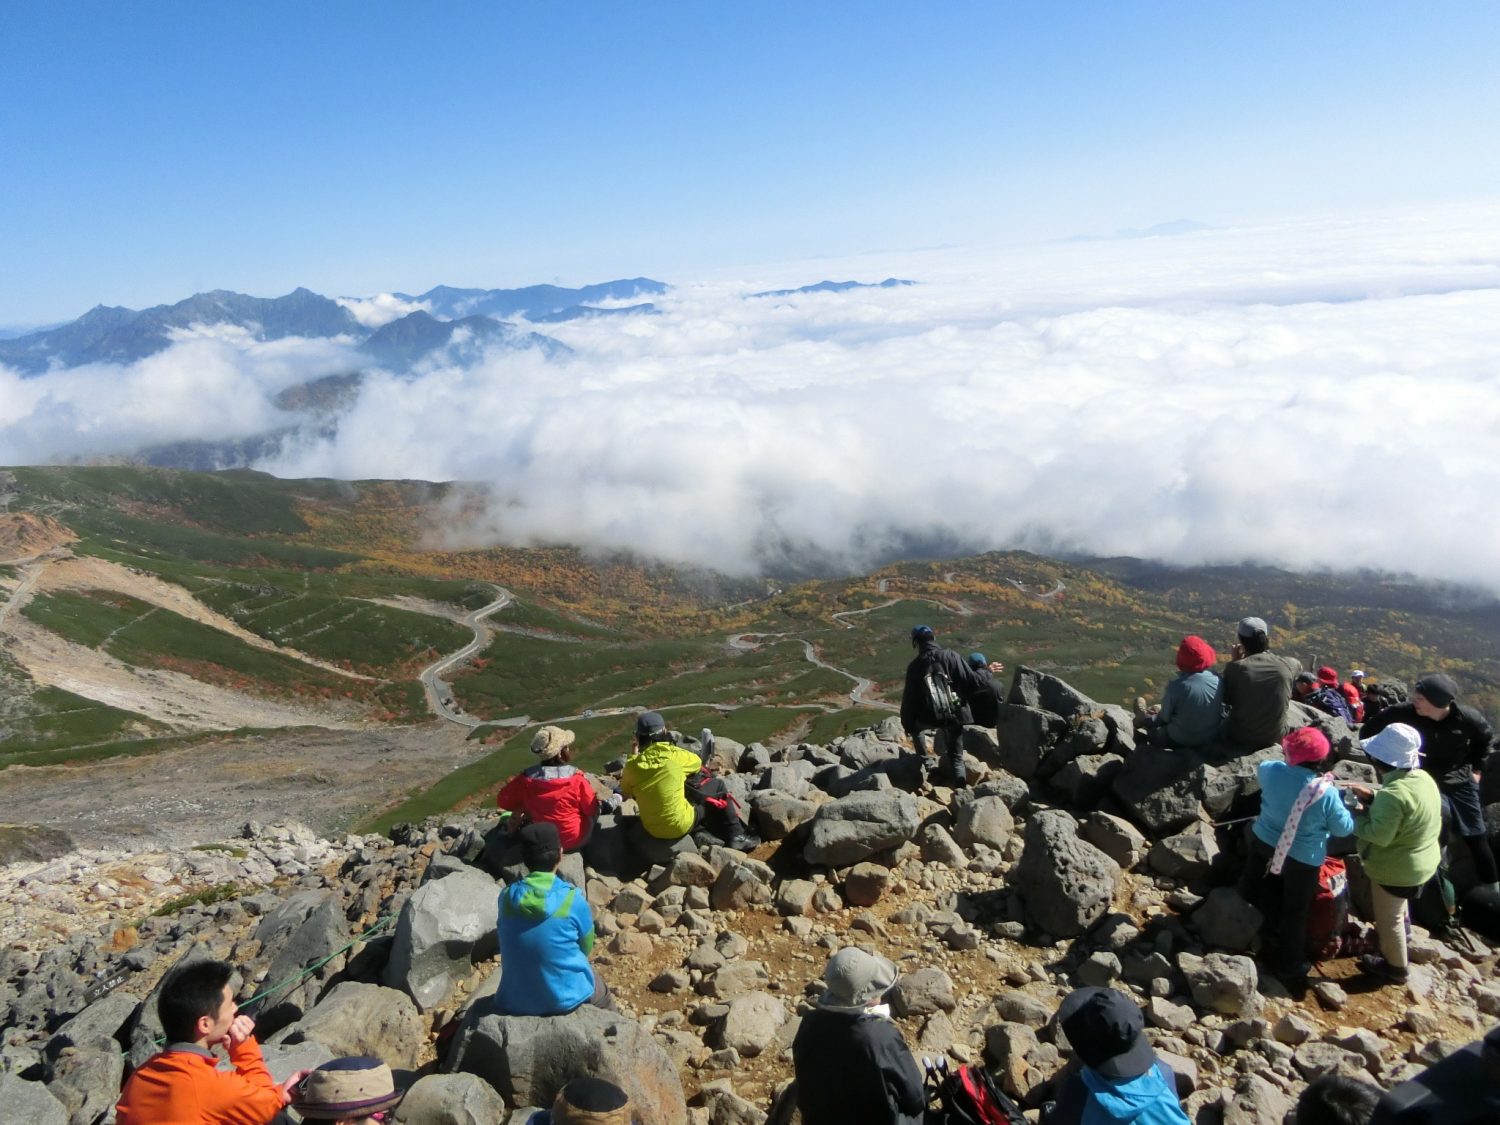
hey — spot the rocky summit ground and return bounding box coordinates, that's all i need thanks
[2,670,1498,1125]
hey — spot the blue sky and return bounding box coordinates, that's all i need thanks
[3,2,1498,325]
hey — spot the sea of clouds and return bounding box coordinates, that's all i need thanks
[4,204,1500,588]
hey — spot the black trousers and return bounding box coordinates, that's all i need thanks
[1236,827,1319,975]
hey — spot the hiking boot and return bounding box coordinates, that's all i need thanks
[1358,954,1409,983]
[724,831,762,853]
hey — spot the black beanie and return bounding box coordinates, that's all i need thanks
[1415,673,1459,709]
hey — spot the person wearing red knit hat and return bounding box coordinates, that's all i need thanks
[1136,636,1222,750]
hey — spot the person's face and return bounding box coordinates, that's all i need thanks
[200,984,236,1042]
[1413,693,1449,720]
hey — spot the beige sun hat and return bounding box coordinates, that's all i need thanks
[531,725,576,758]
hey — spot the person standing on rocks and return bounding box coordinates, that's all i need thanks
[1344,723,1441,985]
[791,947,925,1125]
[964,651,1007,728]
[1136,635,1221,750]
[619,711,757,851]
[1042,986,1191,1125]
[1360,672,1499,894]
[1235,726,1354,989]
[116,959,308,1125]
[1218,616,1302,752]
[494,822,612,1016]
[496,725,602,852]
[900,624,986,787]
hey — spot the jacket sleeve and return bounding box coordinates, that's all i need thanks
[573,772,600,821]
[618,764,637,800]
[945,649,986,699]
[574,894,596,956]
[1464,706,1496,769]
[1354,790,1403,848]
[1323,788,1356,838]
[496,774,526,812]
[206,1037,287,1125]
[1042,1070,1088,1125]
[1158,679,1179,724]
[873,1024,926,1118]
[1360,708,1394,739]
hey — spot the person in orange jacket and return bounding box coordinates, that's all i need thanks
[116,959,308,1125]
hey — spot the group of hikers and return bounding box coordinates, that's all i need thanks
[115,616,1498,1125]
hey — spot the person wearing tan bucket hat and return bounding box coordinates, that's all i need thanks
[496,724,601,852]
[791,947,925,1125]
[290,1056,404,1123]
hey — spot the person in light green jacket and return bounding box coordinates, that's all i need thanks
[1347,723,1442,984]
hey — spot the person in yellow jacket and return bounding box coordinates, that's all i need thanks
[619,711,757,850]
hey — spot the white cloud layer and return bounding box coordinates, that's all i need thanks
[335,292,430,329]
[5,204,1500,590]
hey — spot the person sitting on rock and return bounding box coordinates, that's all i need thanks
[963,651,1007,728]
[1344,723,1441,985]
[1218,616,1302,752]
[1342,670,1367,724]
[1361,672,1499,896]
[619,711,757,851]
[116,959,308,1125]
[1308,666,1356,724]
[527,1076,638,1124]
[1369,1024,1500,1123]
[1136,635,1221,750]
[1294,1073,1381,1125]
[289,1056,405,1125]
[1041,986,1190,1125]
[791,947,925,1125]
[1235,726,1355,988]
[901,624,986,787]
[494,822,613,1016]
[496,725,601,852]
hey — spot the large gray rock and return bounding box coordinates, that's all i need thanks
[750,791,820,840]
[447,1005,686,1125]
[1014,810,1120,937]
[44,992,138,1059]
[45,1040,123,1125]
[394,1072,508,1125]
[383,866,498,1010]
[1178,952,1260,1016]
[803,791,920,868]
[714,991,788,1058]
[0,1073,68,1125]
[1192,888,1264,952]
[991,705,1067,780]
[253,888,352,1027]
[1148,823,1219,880]
[1007,667,1098,718]
[954,795,1013,851]
[891,968,956,1016]
[272,982,423,1069]
[1110,747,1209,837]
[1080,812,1147,869]
[836,731,903,770]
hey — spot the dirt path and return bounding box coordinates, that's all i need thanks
[0,723,477,850]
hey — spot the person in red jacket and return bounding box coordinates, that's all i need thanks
[496,725,601,852]
[116,959,307,1125]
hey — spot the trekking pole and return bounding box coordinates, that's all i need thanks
[1210,814,1259,828]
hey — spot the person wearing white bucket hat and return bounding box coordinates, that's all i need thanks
[1347,723,1442,984]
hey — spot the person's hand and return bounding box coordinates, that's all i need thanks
[1476,770,1484,785]
[279,1069,312,1106]
[989,661,1005,674]
[1347,784,1374,801]
[222,1014,256,1049]
[1230,642,1246,661]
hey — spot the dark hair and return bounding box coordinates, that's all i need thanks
[1294,1074,1380,1125]
[158,960,233,1043]
[1239,631,1270,655]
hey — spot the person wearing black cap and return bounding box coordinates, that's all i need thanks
[964,651,1007,728]
[1360,672,1499,893]
[1041,987,1190,1125]
[494,821,611,1016]
[1218,615,1302,752]
[900,624,986,787]
[619,711,757,851]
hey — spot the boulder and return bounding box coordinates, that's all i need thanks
[710,861,772,912]
[383,867,498,1010]
[272,982,423,1069]
[1192,888,1264,952]
[1079,812,1147,869]
[1223,1071,1293,1125]
[891,968,956,1016]
[1148,823,1219,881]
[843,863,892,907]
[1178,952,1260,1016]
[1007,667,1097,718]
[252,889,352,1028]
[953,795,1013,851]
[803,791,920,868]
[917,824,967,868]
[1110,747,1209,837]
[447,1005,686,1125]
[44,992,137,1059]
[1014,810,1120,937]
[44,1040,122,1125]
[991,705,1065,780]
[0,1073,67,1125]
[750,792,820,840]
[714,992,788,1058]
[394,1072,508,1125]
[837,731,902,770]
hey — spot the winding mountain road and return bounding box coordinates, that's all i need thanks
[730,631,896,712]
[418,589,518,728]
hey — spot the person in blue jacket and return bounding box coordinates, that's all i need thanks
[1235,725,1355,987]
[494,822,611,1016]
[1042,987,1190,1125]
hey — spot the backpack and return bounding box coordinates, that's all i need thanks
[924,1059,1026,1125]
[925,665,962,723]
[1306,857,1350,961]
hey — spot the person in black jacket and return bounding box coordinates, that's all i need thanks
[1361,672,1498,892]
[963,651,1007,728]
[900,624,985,787]
[791,948,925,1125]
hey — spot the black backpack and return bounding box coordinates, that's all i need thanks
[924,1059,1026,1125]
[925,665,962,723]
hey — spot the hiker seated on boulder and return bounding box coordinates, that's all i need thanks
[1361,672,1499,896]
[901,623,986,786]
[791,947,925,1125]
[619,710,757,851]
[1294,1073,1380,1125]
[1135,635,1221,751]
[1041,986,1190,1125]
[1235,726,1355,988]
[527,1076,638,1125]
[963,651,1007,727]
[1344,723,1441,985]
[1369,1024,1500,1124]
[116,959,309,1125]
[496,724,602,852]
[1293,667,1354,725]
[289,1056,404,1125]
[1343,670,1367,724]
[495,821,614,1016]
[1218,616,1302,752]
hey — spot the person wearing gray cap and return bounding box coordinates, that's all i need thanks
[619,711,757,851]
[1217,616,1302,752]
[791,948,925,1125]
[1361,672,1498,893]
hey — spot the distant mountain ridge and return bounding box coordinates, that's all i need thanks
[751,278,916,299]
